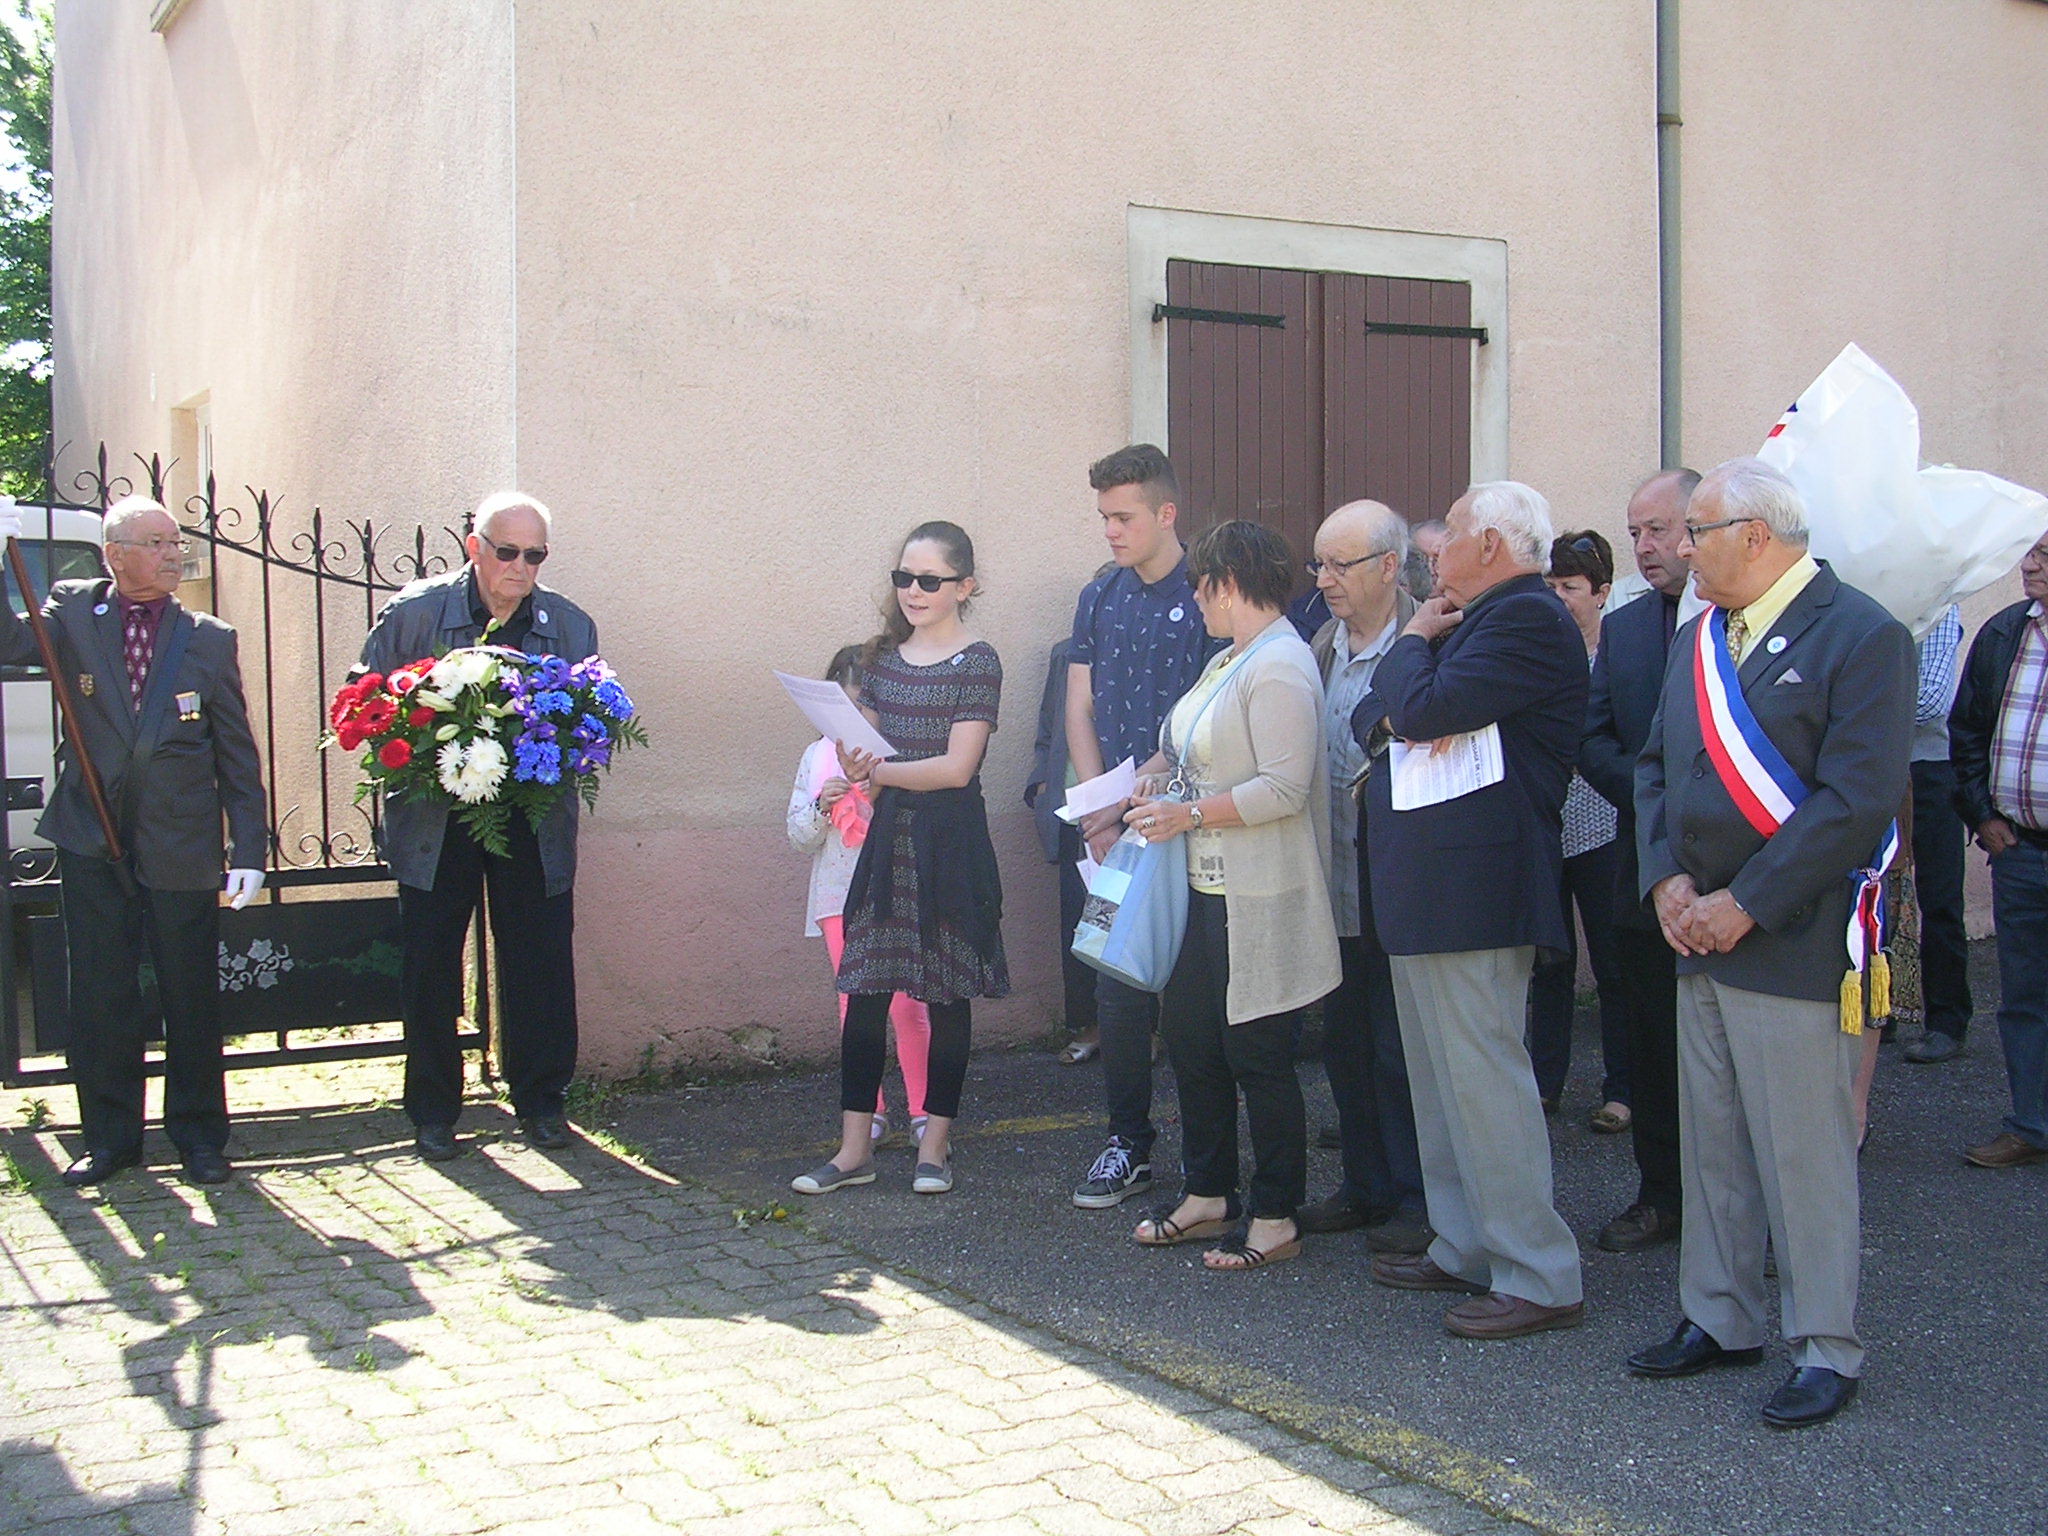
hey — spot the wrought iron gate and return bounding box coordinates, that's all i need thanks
[1,446,493,1089]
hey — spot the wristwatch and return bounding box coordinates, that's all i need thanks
[1187,804,1205,830]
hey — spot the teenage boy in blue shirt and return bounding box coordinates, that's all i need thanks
[1066,444,1221,1208]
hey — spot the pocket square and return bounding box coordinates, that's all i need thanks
[1774,668,1804,685]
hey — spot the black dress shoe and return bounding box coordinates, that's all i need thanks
[1363,1211,1435,1254]
[61,1147,142,1188]
[414,1124,461,1162]
[1761,1366,1859,1428]
[1627,1319,1765,1378]
[1903,1030,1962,1064]
[1597,1202,1681,1253]
[181,1146,232,1186]
[519,1115,572,1150]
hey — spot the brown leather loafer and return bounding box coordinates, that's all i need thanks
[1964,1132,2048,1168]
[1597,1202,1681,1253]
[1444,1291,1585,1340]
[1369,1251,1486,1294]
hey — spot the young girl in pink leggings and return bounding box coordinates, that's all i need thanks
[786,645,930,1143]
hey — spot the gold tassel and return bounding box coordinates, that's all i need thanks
[1869,951,1892,1021]
[1839,968,1863,1036]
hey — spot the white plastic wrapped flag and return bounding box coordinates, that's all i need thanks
[1752,343,2048,637]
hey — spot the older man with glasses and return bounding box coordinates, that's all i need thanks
[0,494,266,1187]
[1297,501,1429,1253]
[357,492,598,1162]
[1627,457,1913,1429]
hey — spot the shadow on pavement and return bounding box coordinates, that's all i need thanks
[608,940,2047,1536]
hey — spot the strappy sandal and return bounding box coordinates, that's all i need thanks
[1588,1103,1632,1135]
[1132,1195,1242,1247]
[1203,1225,1303,1271]
[1057,1038,1099,1064]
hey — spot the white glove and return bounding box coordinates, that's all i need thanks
[224,869,265,910]
[0,495,22,545]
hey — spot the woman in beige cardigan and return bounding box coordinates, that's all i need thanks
[1124,521,1343,1270]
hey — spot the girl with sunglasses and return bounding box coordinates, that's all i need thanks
[791,521,1007,1196]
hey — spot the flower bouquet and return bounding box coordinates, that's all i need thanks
[326,647,647,856]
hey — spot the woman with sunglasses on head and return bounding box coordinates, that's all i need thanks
[791,521,1006,1197]
[1124,519,1341,1270]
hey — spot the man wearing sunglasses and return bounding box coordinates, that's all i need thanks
[357,491,599,1163]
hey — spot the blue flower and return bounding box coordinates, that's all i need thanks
[533,656,573,690]
[573,713,607,745]
[513,737,562,785]
[570,745,611,775]
[529,688,573,717]
[593,679,633,719]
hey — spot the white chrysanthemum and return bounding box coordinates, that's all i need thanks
[426,647,498,696]
[436,737,508,804]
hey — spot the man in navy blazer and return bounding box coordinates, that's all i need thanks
[1578,468,1699,1253]
[1352,481,1588,1341]
[1627,458,1913,1430]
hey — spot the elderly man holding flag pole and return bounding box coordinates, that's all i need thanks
[1626,457,1913,1430]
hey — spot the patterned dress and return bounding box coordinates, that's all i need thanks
[836,641,1010,1003]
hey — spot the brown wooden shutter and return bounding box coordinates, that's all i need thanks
[1163,259,1476,571]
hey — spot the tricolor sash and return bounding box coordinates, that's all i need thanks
[1692,608,1898,1032]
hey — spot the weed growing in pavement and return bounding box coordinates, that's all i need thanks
[733,1203,790,1229]
[17,1097,51,1129]
[0,1147,45,1192]
[352,1347,377,1371]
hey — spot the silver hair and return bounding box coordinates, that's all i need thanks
[102,494,171,545]
[1318,499,1410,563]
[1458,481,1555,572]
[1698,457,1809,549]
[473,491,552,542]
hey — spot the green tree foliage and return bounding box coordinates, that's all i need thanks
[0,2,49,496]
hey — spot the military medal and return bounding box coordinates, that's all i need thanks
[176,691,202,721]
[77,673,94,697]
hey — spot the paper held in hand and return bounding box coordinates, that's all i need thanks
[773,671,897,760]
[1390,724,1504,811]
[1055,757,1137,825]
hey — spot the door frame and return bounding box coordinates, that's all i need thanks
[1126,206,1509,486]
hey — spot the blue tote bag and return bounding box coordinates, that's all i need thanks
[1069,632,1279,993]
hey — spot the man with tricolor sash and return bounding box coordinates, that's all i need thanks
[1626,458,1913,1430]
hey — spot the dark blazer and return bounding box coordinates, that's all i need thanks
[1635,563,1914,1003]
[1949,597,2039,832]
[0,579,266,890]
[1580,589,1679,929]
[359,568,598,896]
[1024,638,1072,863]
[1352,572,1588,956]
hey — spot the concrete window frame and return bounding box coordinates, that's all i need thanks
[1124,206,1509,484]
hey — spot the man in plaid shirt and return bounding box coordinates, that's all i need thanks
[1949,531,2048,1168]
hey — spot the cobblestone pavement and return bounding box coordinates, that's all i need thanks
[0,1063,1520,1536]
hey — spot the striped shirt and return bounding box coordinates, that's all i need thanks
[1989,601,2048,832]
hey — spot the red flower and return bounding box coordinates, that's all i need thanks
[328,683,362,730]
[377,738,413,769]
[358,672,385,695]
[356,697,398,734]
[408,706,437,729]
[337,722,366,752]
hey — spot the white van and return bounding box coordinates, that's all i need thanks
[2,505,109,852]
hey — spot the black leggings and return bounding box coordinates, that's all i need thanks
[842,994,971,1118]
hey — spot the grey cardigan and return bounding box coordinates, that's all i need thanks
[1167,617,1342,1023]
[358,568,599,896]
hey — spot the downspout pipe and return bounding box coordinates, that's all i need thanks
[1657,0,1682,466]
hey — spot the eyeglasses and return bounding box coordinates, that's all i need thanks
[1304,549,1394,578]
[891,570,968,592]
[1681,516,1758,539]
[485,542,549,566]
[110,536,192,556]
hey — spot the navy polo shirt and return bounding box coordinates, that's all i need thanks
[1068,559,1222,768]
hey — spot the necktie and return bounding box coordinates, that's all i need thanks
[1724,608,1748,665]
[123,606,154,707]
